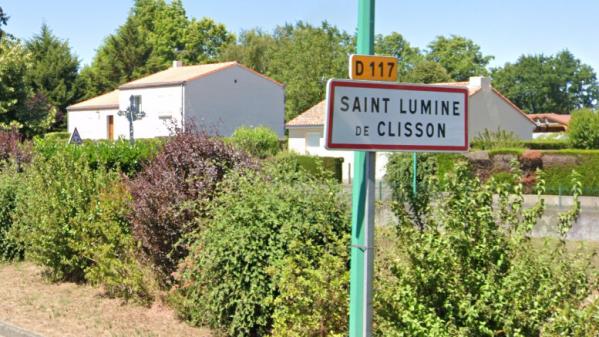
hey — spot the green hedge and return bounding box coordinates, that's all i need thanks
[44,131,71,142]
[274,152,343,182]
[523,139,569,150]
[542,151,599,196]
[33,137,163,175]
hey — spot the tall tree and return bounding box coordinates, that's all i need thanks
[220,29,275,74]
[404,59,451,84]
[267,21,354,121]
[83,0,233,98]
[375,32,422,81]
[0,6,8,38]
[83,16,154,98]
[426,35,493,81]
[492,50,599,113]
[26,24,80,127]
[0,38,55,136]
[181,18,234,64]
[145,0,188,70]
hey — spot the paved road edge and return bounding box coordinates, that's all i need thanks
[0,320,44,337]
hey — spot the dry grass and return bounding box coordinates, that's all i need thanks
[0,262,211,337]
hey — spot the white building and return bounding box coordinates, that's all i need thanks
[286,76,536,182]
[67,61,285,140]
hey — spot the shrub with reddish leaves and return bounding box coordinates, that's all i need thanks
[0,129,31,165]
[128,129,256,284]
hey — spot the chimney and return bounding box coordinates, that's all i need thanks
[469,76,491,91]
[172,60,183,68]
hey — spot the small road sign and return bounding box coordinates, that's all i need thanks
[69,127,83,145]
[325,79,469,152]
[349,54,398,82]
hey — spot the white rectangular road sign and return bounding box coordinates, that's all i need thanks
[324,79,469,152]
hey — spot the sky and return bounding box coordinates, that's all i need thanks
[3,0,599,73]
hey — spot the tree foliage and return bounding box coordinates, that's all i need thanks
[404,59,451,84]
[82,0,233,98]
[427,35,493,81]
[375,32,422,81]
[220,29,275,74]
[0,38,55,137]
[492,50,599,113]
[0,6,8,39]
[25,24,81,127]
[266,22,353,121]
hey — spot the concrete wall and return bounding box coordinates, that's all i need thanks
[468,89,535,141]
[288,126,389,182]
[185,65,285,137]
[67,108,121,140]
[118,85,184,139]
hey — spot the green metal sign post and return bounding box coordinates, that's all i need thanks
[412,152,417,196]
[349,0,376,336]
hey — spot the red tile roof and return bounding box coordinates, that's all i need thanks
[66,90,119,111]
[286,100,326,127]
[528,113,571,126]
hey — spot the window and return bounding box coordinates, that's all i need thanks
[130,95,142,113]
[306,132,320,148]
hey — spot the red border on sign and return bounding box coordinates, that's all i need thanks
[325,79,469,152]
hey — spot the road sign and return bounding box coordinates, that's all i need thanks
[69,127,82,145]
[349,54,398,82]
[325,79,469,152]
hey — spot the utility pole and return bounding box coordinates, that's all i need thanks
[118,95,145,144]
[349,0,376,336]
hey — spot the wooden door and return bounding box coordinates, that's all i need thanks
[107,115,114,140]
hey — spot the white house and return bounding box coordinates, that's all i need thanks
[67,61,285,140]
[286,76,536,182]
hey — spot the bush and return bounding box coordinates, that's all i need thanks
[128,130,255,285]
[569,108,599,149]
[0,162,23,261]
[230,126,280,159]
[376,164,598,336]
[44,131,70,142]
[274,152,344,183]
[542,151,599,196]
[9,151,118,281]
[385,153,439,229]
[33,137,163,175]
[81,181,157,304]
[0,129,32,166]
[523,138,569,150]
[173,161,350,337]
[471,128,524,150]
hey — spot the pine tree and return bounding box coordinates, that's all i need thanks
[26,24,80,127]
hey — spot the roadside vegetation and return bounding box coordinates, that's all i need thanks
[0,124,596,336]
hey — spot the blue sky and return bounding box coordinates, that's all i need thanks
[3,0,599,73]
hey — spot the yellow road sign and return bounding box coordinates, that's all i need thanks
[349,54,398,82]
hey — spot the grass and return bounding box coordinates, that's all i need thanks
[543,151,599,195]
[0,262,212,337]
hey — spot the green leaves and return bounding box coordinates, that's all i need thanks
[230,126,280,159]
[492,51,599,114]
[83,0,234,97]
[569,108,599,149]
[426,35,493,81]
[378,159,597,336]
[174,162,350,337]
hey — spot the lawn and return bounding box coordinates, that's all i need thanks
[0,262,212,337]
